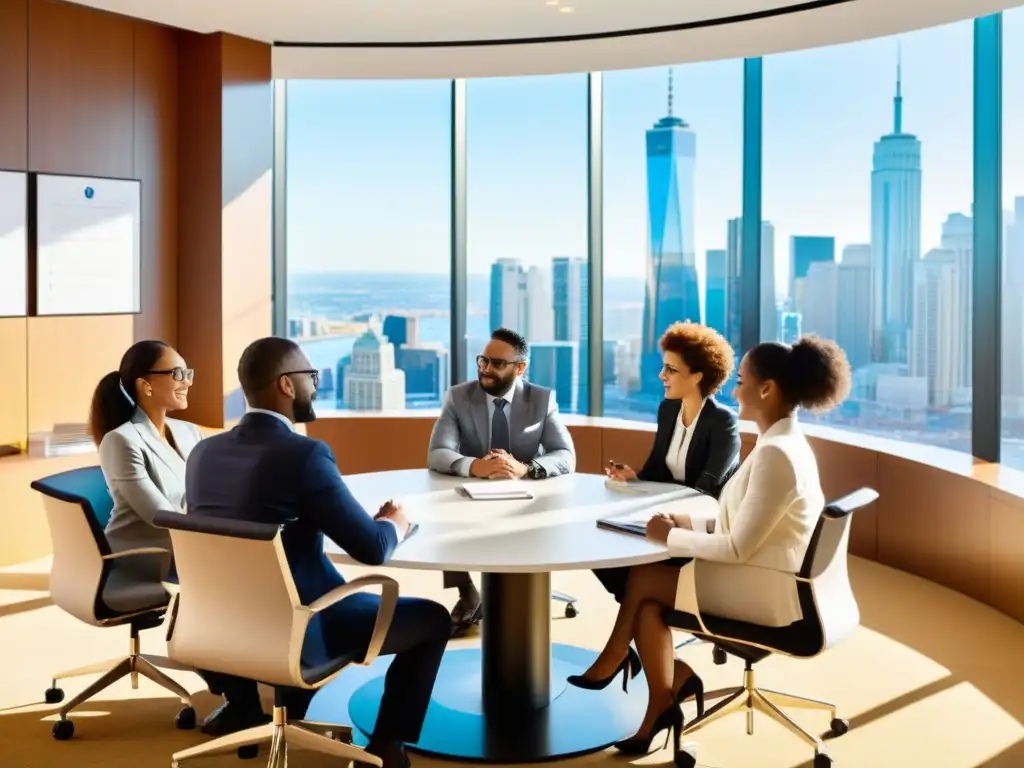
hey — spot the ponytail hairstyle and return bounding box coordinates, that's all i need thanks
[89,340,170,446]
[746,335,852,413]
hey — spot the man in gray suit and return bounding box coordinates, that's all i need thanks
[428,327,576,635]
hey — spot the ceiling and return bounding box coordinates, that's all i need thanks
[66,0,1020,78]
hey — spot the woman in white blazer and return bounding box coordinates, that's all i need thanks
[89,340,202,584]
[568,335,851,761]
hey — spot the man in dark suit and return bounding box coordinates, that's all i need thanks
[185,336,449,768]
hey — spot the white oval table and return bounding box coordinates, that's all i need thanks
[309,469,719,763]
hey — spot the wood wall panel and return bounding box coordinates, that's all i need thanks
[27,0,134,177]
[132,22,179,344]
[0,0,27,169]
[26,315,133,432]
[990,494,1024,624]
[0,319,28,446]
[601,427,656,471]
[876,454,992,604]
[567,425,602,474]
[808,437,879,560]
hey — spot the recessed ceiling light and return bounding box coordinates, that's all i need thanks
[559,5,574,12]
[545,0,559,5]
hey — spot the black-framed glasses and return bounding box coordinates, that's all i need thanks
[282,369,320,389]
[148,367,194,382]
[476,355,525,372]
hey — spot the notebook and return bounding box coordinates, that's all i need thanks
[460,482,534,501]
[596,508,655,538]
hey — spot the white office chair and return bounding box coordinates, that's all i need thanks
[31,468,195,741]
[154,511,399,768]
[664,488,877,768]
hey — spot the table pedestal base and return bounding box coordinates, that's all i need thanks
[305,644,648,763]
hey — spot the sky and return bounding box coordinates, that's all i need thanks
[285,10,1024,297]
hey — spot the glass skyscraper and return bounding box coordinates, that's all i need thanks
[640,71,701,399]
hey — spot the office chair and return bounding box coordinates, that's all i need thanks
[154,511,399,768]
[31,466,195,741]
[664,488,877,768]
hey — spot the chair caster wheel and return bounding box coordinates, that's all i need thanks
[813,753,833,767]
[175,706,197,730]
[564,603,578,619]
[712,645,727,665]
[237,744,259,760]
[830,717,849,736]
[44,687,64,704]
[52,719,74,741]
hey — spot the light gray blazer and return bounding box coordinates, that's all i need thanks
[427,379,576,477]
[100,409,204,563]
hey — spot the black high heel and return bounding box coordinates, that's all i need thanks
[613,701,683,755]
[567,646,641,693]
[674,668,705,720]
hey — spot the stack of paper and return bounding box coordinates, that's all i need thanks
[460,482,534,501]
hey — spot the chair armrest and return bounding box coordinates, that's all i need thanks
[674,561,711,634]
[102,547,172,561]
[306,575,399,667]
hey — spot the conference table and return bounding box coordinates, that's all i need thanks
[308,469,719,763]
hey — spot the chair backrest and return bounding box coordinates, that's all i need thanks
[799,487,878,651]
[155,512,312,689]
[31,466,115,625]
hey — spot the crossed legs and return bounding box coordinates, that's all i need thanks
[581,562,695,737]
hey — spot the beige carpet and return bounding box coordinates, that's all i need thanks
[0,557,1021,768]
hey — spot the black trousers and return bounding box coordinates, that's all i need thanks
[592,558,693,603]
[442,570,473,590]
[201,593,450,744]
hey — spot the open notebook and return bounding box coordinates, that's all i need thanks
[459,481,534,501]
[596,508,655,537]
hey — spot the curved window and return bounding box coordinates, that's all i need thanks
[284,80,452,412]
[763,21,974,452]
[466,74,589,413]
[602,61,743,421]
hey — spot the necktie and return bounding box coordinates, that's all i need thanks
[491,398,511,452]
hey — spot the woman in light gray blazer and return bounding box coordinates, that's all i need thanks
[568,336,852,762]
[89,340,203,581]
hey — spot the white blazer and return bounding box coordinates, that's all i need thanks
[100,409,204,564]
[666,417,824,627]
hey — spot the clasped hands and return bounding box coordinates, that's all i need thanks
[644,511,694,542]
[469,449,528,480]
[374,498,412,538]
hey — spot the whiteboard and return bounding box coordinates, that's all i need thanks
[0,171,27,317]
[34,175,141,316]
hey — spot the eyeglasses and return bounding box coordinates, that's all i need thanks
[282,369,320,389]
[476,355,525,372]
[149,367,194,382]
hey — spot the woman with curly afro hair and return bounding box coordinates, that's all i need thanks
[595,322,741,605]
[570,335,852,764]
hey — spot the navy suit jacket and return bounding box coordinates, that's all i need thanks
[184,412,398,606]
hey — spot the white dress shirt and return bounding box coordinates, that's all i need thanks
[664,400,704,482]
[246,408,406,542]
[666,417,823,627]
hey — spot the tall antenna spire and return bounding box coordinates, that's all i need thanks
[893,42,903,134]
[667,67,674,117]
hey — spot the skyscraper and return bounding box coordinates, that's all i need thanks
[490,258,526,331]
[705,249,727,333]
[837,245,873,370]
[801,261,839,340]
[912,250,959,407]
[790,236,835,315]
[553,256,588,411]
[641,69,700,398]
[343,321,406,411]
[870,50,922,365]
[725,218,776,346]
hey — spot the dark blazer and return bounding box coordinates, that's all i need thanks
[184,412,398,605]
[637,397,740,499]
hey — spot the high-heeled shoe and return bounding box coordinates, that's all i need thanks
[567,646,641,693]
[673,660,705,719]
[613,701,683,755]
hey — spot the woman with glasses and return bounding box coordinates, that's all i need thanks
[89,340,202,587]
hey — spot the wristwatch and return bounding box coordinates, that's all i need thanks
[527,461,547,480]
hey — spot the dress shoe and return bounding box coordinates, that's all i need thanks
[200,701,270,737]
[355,740,411,768]
[449,594,482,638]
